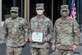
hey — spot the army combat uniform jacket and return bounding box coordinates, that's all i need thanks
[52,17,80,50]
[4,17,28,47]
[29,15,53,48]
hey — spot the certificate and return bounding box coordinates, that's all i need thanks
[32,32,44,43]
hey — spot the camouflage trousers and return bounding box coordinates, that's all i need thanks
[6,46,22,55]
[54,49,73,55]
[30,47,49,55]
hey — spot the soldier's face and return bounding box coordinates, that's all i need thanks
[60,10,69,17]
[36,9,44,15]
[11,11,18,18]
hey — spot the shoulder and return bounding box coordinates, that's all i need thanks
[5,17,11,23]
[31,16,37,21]
[68,17,73,21]
[44,16,52,23]
[17,17,24,20]
[68,17,78,25]
[30,16,37,23]
[17,17,25,21]
[44,17,53,26]
[17,17,26,24]
[55,18,61,23]
[45,17,51,21]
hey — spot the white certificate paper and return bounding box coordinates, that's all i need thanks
[32,32,44,42]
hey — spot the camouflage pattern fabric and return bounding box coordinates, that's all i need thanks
[4,17,28,47]
[29,15,53,48]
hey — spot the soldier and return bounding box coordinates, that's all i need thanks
[51,5,80,55]
[3,7,28,55]
[29,3,53,55]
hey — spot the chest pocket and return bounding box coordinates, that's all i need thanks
[57,21,73,34]
[7,21,23,32]
[14,22,23,32]
[7,21,14,29]
[63,24,72,34]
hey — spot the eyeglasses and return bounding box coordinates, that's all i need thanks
[36,9,43,10]
[62,10,68,12]
[11,11,18,13]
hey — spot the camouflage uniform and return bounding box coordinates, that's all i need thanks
[52,5,80,55]
[4,7,28,55]
[29,15,53,55]
[29,3,53,55]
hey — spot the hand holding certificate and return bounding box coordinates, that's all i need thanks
[32,32,44,43]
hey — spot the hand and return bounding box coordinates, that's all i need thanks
[25,38,29,42]
[22,44,26,48]
[70,45,78,51]
[51,44,56,50]
[72,45,78,50]
[28,37,32,42]
[44,37,47,42]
